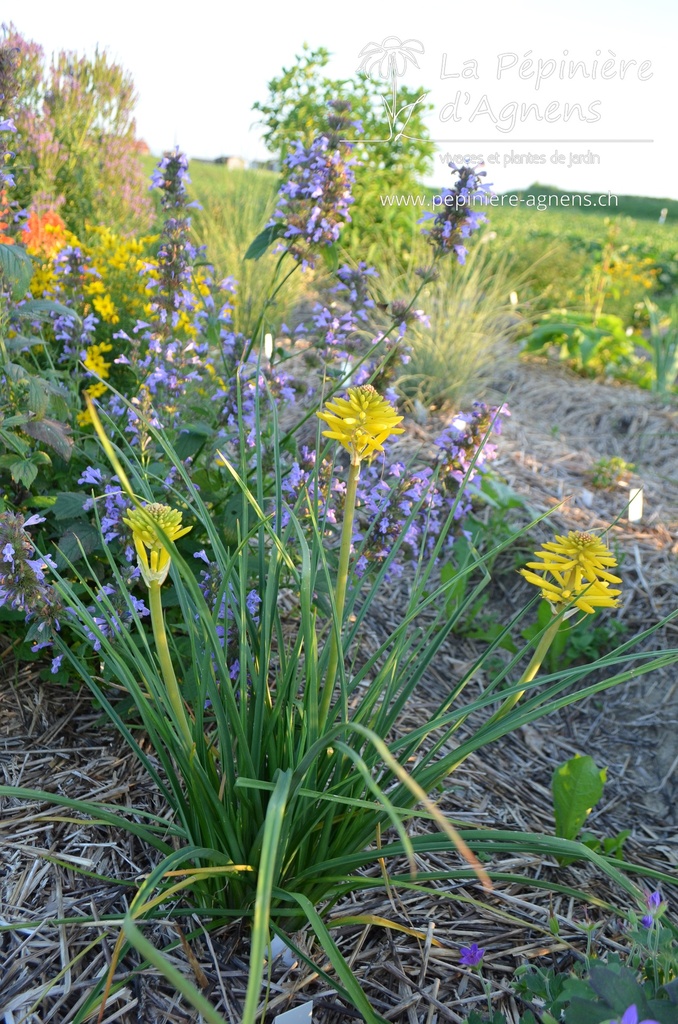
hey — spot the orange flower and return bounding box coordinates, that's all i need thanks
[21,209,67,257]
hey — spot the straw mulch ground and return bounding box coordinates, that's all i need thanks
[1,358,676,1024]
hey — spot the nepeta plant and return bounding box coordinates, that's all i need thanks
[420,162,492,264]
[134,148,208,422]
[0,511,60,650]
[268,133,356,269]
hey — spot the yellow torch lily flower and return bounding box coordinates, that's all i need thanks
[520,530,621,614]
[123,503,192,587]
[317,385,405,465]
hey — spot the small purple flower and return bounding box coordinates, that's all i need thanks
[51,654,63,674]
[459,943,485,967]
[78,466,104,486]
[647,890,662,911]
[24,514,46,527]
[611,1006,660,1024]
[641,889,664,928]
[2,543,15,564]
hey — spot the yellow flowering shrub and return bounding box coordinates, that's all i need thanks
[24,211,157,343]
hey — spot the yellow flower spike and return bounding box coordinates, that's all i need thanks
[317,384,405,465]
[520,530,622,614]
[122,503,192,587]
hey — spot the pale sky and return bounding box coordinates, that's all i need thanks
[5,0,678,199]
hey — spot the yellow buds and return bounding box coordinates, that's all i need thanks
[123,503,192,587]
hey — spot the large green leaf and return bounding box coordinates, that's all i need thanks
[10,459,38,489]
[12,298,80,323]
[0,243,33,299]
[4,334,47,351]
[56,522,102,567]
[588,963,650,1013]
[552,754,606,844]
[21,418,73,461]
[174,422,213,461]
[27,377,50,418]
[52,491,88,520]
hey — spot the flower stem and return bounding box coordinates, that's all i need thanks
[484,613,563,728]
[148,579,193,751]
[319,459,361,729]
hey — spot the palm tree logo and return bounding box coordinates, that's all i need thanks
[356,36,427,142]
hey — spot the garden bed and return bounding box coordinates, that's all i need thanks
[1,357,676,1024]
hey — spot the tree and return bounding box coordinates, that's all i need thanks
[253,45,435,264]
[253,44,434,183]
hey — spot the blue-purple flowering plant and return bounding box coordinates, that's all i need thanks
[460,942,486,967]
[0,511,60,654]
[267,133,356,270]
[611,1008,661,1024]
[420,162,493,266]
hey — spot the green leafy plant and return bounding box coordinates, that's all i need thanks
[550,754,631,864]
[557,959,677,1024]
[552,754,606,858]
[589,457,636,490]
[523,310,643,379]
[253,44,434,268]
[3,25,152,235]
[641,300,678,394]
[512,940,678,1024]
[0,238,76,502]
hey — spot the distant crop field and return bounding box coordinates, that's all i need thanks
[147,158,676,329]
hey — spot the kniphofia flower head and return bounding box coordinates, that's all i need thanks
[520,530,621,615]
[317,385,405,465]
[123,503,192,587]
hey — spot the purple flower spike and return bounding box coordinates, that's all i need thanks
[459,942,485,967]
[268,123,356,268]
[420,164,492,264]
